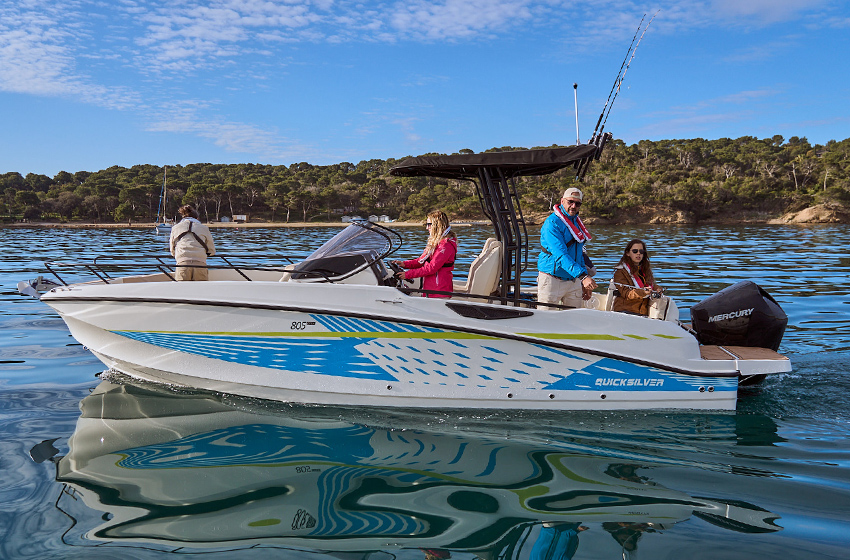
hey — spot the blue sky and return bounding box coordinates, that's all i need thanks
[1,0,848,177]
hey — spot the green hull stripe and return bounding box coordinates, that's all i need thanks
[519,333,624,341]
[115,330,498,340]
[113,330,679,341]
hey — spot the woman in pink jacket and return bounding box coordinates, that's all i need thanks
[394,211,458,298]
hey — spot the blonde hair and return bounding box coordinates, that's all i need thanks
[425,211,456,255]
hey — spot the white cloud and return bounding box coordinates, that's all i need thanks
[5,0,828,86]
[134,0,327,69]
[146,100,314,160]
[633,87,781,138]
[721,39,797,63]
[0,0,843,162]
[0,2,139,109]
[709,0,828,24]
[824,15,850,28]
[644,87,780,119]
[388,0,533,40]
[394,117,424,143]
[714,88,781,105]
[635,110,753,138]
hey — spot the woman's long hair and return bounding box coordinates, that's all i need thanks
[617,239,654,285]
[424,211,457,256]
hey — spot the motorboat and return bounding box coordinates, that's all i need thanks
[35,379,781,554]
[19,143,791,411]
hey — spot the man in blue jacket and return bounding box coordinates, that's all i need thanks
[537,187,597,308]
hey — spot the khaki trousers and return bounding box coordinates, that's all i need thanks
[537,272,583,309]
[176,261,208,281]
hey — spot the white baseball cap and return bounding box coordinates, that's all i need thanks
[563,187,583,202]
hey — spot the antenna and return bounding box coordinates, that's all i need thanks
[573,83,580,145]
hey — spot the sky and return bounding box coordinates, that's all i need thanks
[1,0,848,177]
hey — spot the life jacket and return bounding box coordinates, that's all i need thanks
[613,263,650,289]
[552,204,592,242]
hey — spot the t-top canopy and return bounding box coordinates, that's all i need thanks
[389,145,598,180]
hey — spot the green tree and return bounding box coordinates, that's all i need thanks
[114,201,135,224]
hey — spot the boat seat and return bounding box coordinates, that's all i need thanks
[602,279,676,321]
[605,280,617,311]
[279,263,297,282]
[453,238,502,300]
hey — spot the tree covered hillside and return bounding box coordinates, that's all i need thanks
[2,135,848,224]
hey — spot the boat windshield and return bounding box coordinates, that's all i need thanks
[303,221,400,263]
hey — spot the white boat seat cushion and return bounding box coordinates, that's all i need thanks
[279,263,297,282]
[605,280,616,311]
[453,238,502,297]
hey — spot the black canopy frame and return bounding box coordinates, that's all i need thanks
[389,141,606,304]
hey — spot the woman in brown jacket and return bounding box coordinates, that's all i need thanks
[611,239,663,316]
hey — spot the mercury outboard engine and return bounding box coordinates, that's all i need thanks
[690,281,787,351]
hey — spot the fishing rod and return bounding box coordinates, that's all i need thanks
[597,10,659,139]
[588,13,645,143]
[575,12,657,180]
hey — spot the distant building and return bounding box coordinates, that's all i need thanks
[233,214,247,223]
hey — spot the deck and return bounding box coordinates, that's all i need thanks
[700,345,788,361]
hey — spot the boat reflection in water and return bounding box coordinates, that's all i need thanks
[51,377,781,557]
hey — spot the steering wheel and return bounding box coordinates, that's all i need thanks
[385,260,412,288]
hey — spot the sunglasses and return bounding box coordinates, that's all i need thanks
[425,222,433,227]
[564,200,581,206]
[630,249,646,255]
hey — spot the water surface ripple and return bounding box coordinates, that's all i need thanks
[0,224,848,559]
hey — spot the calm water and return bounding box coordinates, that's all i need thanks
[1,224,849,559]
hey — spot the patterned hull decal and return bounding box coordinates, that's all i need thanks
[113,314,731,392]
[114,331,398,381]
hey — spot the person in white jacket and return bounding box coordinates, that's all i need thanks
[169,205,216,281]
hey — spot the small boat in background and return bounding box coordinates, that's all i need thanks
[153,166,173,233]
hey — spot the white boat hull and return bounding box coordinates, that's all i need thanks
[42,280,789,411]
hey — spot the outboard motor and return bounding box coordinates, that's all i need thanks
[690,281,787,351]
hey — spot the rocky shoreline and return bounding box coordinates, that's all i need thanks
[4,204,848,229]
[2,220,431,229]
[528,203,850,226]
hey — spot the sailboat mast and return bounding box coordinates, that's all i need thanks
[156,166,167,223]
[163,166,167,218]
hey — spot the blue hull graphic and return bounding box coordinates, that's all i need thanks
[112,314,737,395]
